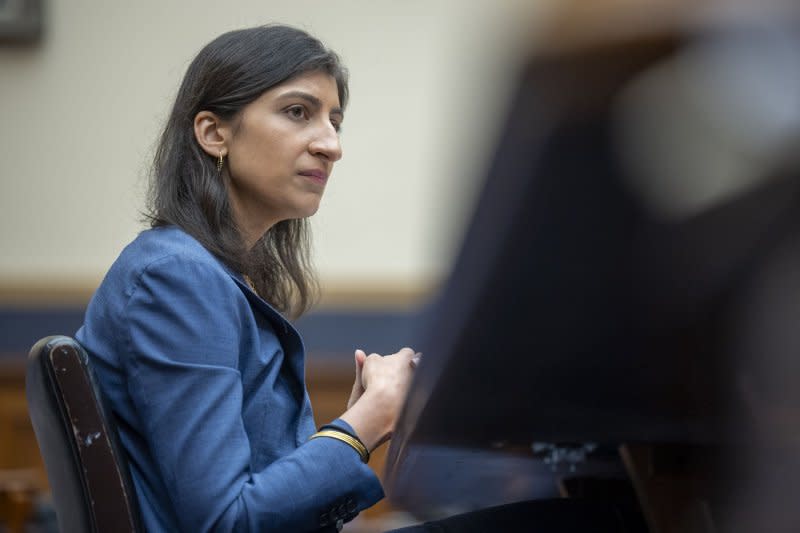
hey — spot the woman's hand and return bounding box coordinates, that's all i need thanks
[340,347,418,451]
[346,349,367,409]
[358,347,416,403]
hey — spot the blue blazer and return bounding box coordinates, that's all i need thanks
[76,226,383,532]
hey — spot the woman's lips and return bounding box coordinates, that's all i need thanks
[299,169,328,184]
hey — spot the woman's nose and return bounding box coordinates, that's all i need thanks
[309,123,342,162]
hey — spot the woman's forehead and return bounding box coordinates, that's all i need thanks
[265,71,342,109]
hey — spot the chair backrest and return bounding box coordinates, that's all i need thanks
[26,336,143,533]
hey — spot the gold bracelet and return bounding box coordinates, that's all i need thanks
[309,429,370,463]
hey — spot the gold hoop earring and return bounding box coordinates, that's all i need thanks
[217,152,225,172]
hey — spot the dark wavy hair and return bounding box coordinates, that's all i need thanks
[146,25,349,319]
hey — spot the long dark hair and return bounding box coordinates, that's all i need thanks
[146,25,349,319]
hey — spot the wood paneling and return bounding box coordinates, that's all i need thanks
[0,361,47,531]
[0,281,434,310]
[0,362,46,486]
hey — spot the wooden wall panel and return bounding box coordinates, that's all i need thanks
[0,362,46,486]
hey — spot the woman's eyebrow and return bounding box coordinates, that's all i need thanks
[278,90,343,117]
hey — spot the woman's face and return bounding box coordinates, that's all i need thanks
[224,70,343,244]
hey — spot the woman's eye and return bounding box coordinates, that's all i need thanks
[331,121,342,133]
[287,106,307,120]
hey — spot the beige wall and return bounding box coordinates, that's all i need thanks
[0,0,547,295]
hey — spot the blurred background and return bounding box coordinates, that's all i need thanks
[3,0,800,531]
[0,0,549,293]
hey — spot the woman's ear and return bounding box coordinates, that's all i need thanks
[194,111,230,158]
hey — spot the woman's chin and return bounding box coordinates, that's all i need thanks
[301,199,323,217]
[288,202,322,221]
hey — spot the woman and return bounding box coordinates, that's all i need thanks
[76,24,416,532]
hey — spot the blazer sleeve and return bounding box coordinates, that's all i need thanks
[122,255,383,532]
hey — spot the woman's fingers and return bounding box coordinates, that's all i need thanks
[354,349,366,381]
[358,346,420,391]
[347,349,368,409]
[396,347,416,359]
[342,346,421,447]
[394,347,421,368]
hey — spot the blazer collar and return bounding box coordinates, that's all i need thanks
[217,263,295,329]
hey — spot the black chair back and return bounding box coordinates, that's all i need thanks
[26,335,143,533]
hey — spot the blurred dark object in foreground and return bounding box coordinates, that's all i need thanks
[387,2,800,532]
